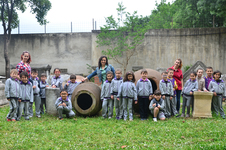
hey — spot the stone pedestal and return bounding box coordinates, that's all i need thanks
[46,87,60,116]
[193,91,213,118]
[0,81,8,106]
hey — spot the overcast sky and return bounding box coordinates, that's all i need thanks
[0,0,173,34]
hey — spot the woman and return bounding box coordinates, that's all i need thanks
[168,59,183,113]
[16,51,32,79]
[83,56,115,84]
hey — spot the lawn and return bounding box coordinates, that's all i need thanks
[0,104,226,149]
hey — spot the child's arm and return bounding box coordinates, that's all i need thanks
[4,79,10,100]
[170,83,174,98]
[19,84,22,101]
[149,81,153,97]
[30,85,34,103]
[135,80,139,95]
[149,100,154,110]
[159,100,165,110]
[110,80,114,95]
[132,83,137,101]
[159,82,165,95]
[66,100,72,111]
[208,81,214,92]
[117,84,123,100]
[202,80,207,91]
[64,82,68,90]
[55,98,60,108]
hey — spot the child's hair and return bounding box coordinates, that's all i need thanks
[161,71,168,75]
[60,89,68,94]
[98,56,109,68]
[168,68,174,72]
[213,70,222,77]
[141,69,148,74]
[20,51,31,64]
[123,71,135,82]
[115,68,122,73]
[70,74,76,80]
[154,90,161,95]
[20,71,29,78]
[197,68,203,72]
[10,69,18,74]
[31,69,38,74]
[106,71,114,78]
[41,73,47,77]
[54,68,61,73]
[190,71,197,77]
[206,67,213,71]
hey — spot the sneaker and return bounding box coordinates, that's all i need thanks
[181,113,185,117]
[12,119,16,122]
[25,118,30,121]
[153,118,157,122]
[186,114,190,118]
[29,115,33,118]
[141,118,144,121]
[36,115,41,118]
[129,119,133,121]
[7,118,11,122]
[108,117,112,119]
[124,119,127,121]
[222,116,225,119]
[59,118,63,120]
[176,114,180,118]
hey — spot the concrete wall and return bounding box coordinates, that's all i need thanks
[0,27,226,76]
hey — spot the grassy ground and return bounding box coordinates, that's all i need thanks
[0,104,226,150]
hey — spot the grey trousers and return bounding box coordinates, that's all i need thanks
[182,95,193,115]
[57,106,75,119]
[114,96,123,118]
[164,96,171,116]
[123,98,133,120]
[29,95,41,116]
[7,99,18,120]
[102,99,114,118]
[170,97,178,115]
[17,101,29,120]
[212,95,225,117]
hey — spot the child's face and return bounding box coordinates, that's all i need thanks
[214,73,221,80]
[128,74,133,81]
[54,69,61,77]
[162,73,168,81]
[154,94,161,100]
[197,70,203,78]
[21,75,28,83]
[41,76,47,82]
[107,74,113,81]
[60,91,68,100]
[206,69,213,77]
[141,72,148,80]
[115,71,122,79]
[70,79,76,83]
[168,71,174,78]
[190,73,196,81]
[10,72,18,79]
[31,72,38,79]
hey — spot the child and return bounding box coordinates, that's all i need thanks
[167,69,180,117]
[110,69,123,120]
[159,71,174,118]
[51,68,63,90]
[64,74,81,101]
[196,69,207,91]
[101,71,114,119]
[149,90,165,122]
[204,67,213,91]
[17,71,33,121]
[40,73,49,114]
[117,71,137,121]
[181,72,198,117]
[55,89,75,120]
[5,69,20,121]
[208,70,225,119]
[136,69,153,120]
[29,69,41,118]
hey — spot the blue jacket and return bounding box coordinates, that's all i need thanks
[87,64,115,82]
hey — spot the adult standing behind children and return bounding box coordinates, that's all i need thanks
[168,59,183,113]
[82,56,115,85]
[16,51,32,79]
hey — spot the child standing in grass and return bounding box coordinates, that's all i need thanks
[101,71,114,119]
[5,69,20,122]
[55,89,75,120]
[51,68,63,90]
[208,70,225,119]
[136,69,153,120]
[181,72,198,118]
[204,67,213,91]
[117,71,137,121]
[64,74,81,100]
[149,90,165,122]
[110,69,123,120]
[40,73,49,114]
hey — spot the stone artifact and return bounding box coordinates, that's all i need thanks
[46,87,60,116]
[0,81,8,106]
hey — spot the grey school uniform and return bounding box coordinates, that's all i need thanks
[5,78,20,120]
[208,79,225,117]
[29,78,41,117]
[40,81,49,114]
[181,79,198,115]
[117,81,137,120]
[64,81,81,100]
[110,77,123,119]
[17,81,33,120]
[101,80,113,118]
[149,98,165,119]
[159,79,174,117]
[51,76,63,90]
[168,77,179,116]
[55,97,75,119]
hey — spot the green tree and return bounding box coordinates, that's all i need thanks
[0,0,51,78]
[96,2,150,73]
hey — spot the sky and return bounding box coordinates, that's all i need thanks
[0,0,173,34]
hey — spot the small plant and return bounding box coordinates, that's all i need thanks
[183,64,193,72]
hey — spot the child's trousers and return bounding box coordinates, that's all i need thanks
[170,97,178,115]
[102,99,113,118]
[164,96,171,117]
[182,95,193,115]
[7,99,18,120]
[57,106,75,119]
[114,95,123,118]
[138,97,149,119]
[212,95,225,117]
[123,98,133,120]
[40,98,46,114]
[17,101,29,120]
[29,95,41,116]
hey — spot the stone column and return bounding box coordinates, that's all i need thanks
[46,87,60,116]
[0,81,8,106]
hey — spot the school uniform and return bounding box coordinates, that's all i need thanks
[64,81,81,100]
[51,76,63,90]
[181,79,198,115]
[149,98,165,119]
[55,97,75,119]
[5,77,20,120]
[208,79,225,117]
[101,80,113,118]
[204,76,213,91]
[136,78,153,119]
[167,77,179,116]
[197,77,207,91]
[40,81,49,114]
[117,81,137,120]
[110,77,123,119]
[159,79,174,117]
[17,81,33,120]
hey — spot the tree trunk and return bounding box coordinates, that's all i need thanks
[4,33,10,78]
[213,15,215,28]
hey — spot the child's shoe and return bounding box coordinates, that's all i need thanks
[153,118,157,122]
[12,119,16,122]
[176,114,180,118]
[108,117,112,119]
[181,113,185,117]
[116,117,120,120]
[124,119,127,121]
[186,114,190,118]
[36,115,41,118]
[222,116,225,119]
[129,119,133,121]
[7,118,11,122]
[59,118,63,120]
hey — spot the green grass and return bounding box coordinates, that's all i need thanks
[1,105,226,149]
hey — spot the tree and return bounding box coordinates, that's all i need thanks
[96,2,150,73]
[0,0,51,78]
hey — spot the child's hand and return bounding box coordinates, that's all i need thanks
[46,85,49,87]
[198,90,201,91]
[111,95,114,99]
[204,90,208,92]
[149,95,152,100]
[117,98,120,101]
[66,83,69,86]
[190,92,193,95]
[52,85,56,88]
[18,100,21,102]
[213,92,217,96]
[7,98,10,101]
[152,103,156,107]
[82,77,88,82]
[158,105,161,108]
[170,97,173,100]
[135,101,138,104]
[162,95,165,100]
[62,103,66,107]
[58,104,62,106]
[33,85,36,89]
[223,98,225,101]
